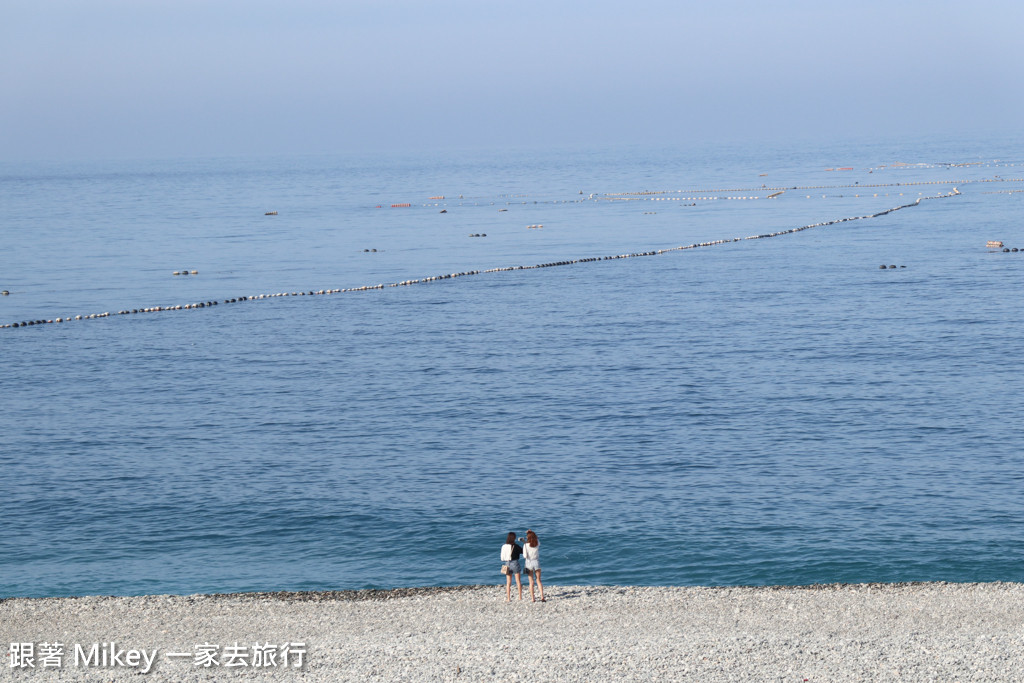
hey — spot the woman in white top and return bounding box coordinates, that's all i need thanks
[500,532,523,602]
[523,529,545,602]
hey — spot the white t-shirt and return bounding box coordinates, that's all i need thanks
[523,543,539,562]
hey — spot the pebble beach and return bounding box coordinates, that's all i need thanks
[3,582,1023,681]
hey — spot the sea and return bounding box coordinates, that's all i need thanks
[2,135,1023,598]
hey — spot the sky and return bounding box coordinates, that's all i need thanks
[2,0,1022,161]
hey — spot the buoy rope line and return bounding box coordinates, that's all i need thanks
[398,178,1015,207]
[865,161,1021,171]
[599,177,1019,197]
[0,190,959,331]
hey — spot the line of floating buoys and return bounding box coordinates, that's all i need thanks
[656,190,960,252]
[526,224,543,229]
[469,233,487,237]
[879,265,908,269]
[868,160,1022,171]
[600,179,1009,197]
[0,190,962,331]
[264,211,277,216]
[987,239,1024,252]
[381,173,1018,208]
[602,195,766,202]
[172,270,199,276]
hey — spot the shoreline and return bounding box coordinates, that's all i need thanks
[0,578,1006,603]
[4,581,1023,681]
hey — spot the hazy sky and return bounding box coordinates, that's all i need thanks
[2,0,1022,160]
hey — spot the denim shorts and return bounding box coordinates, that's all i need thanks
[505,560,521,574]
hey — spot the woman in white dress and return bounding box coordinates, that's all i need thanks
[523,529,545,602]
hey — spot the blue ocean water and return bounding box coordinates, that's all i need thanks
[2,137,1024,598]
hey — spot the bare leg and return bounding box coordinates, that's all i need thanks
[505,572,512,602]
[515,572,523,600]
[528,570,536,602]
[536,568,544,601]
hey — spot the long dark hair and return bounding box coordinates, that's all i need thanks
[506,532,516,545]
